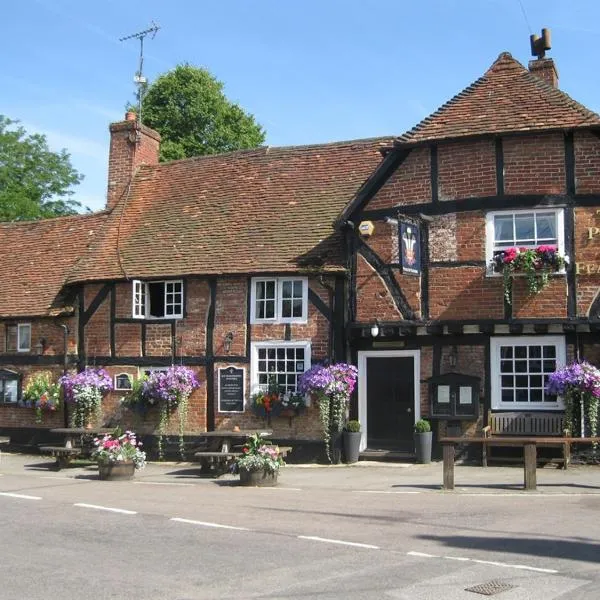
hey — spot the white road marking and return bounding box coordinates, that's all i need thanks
[256,487,302,491]
[458,492,600,497]
[0,492,42,500]
[355,490,420,494]
[40,476,78,480]
[170,517,249,531]
[298,536,379,550]
[74,503,137,515]
[134,481,195,486]
[409,551,558,574]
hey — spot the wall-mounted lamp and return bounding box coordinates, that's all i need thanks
[35,338,47,356]
[224,331,234,353]
[449,345,458,369]
[370,321,380,338]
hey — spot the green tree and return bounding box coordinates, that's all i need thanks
[0,116,83,221]
[140,64,266,162]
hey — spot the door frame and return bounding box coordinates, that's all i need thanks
[357,350,421,451]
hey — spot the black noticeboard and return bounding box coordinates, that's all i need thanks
[218,366,245,413]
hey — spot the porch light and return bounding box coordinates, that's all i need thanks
[449,345,458,369]
[370,322,380,338]
[35,338,46,355]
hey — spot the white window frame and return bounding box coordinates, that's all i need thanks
[485,208,565,274]
[132,279,183,319]
[15,324,31,353]
[250,341,311,396]
[0,369,20,404]
[250,277,308,324]
[490,335,566,410]
[114,373,133,391]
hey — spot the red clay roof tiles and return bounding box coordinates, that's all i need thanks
[0,212,108,317]
[398,52,600,144]
[67,139,391,283]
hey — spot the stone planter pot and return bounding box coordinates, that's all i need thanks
[414,432,433,464]
[98,461,136,481]
[343,431,362,464]
[239,468,278,487]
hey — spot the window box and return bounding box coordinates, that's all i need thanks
[490,336,565,410]
[132,280,183,319]
[250,277,308,324]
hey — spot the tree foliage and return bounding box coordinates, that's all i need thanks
[0,116,83,221]
[140,64,266,162]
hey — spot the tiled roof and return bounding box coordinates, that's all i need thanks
[68,138,391,282]
[398,52,600,144]
[0,212,108,317]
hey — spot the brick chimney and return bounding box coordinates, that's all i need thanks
[106,112,161,210]
[528,28,559,88]
[529,58,559,88]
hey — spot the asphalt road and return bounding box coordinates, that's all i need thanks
[0,454,599,599]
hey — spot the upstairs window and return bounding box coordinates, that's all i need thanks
[250,277,308,324]
[486,209,564,270]
[132,280,183,319]
[0,369,20,404]
[5,324,31,353]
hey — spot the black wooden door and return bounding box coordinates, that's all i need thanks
[366,356,415,451]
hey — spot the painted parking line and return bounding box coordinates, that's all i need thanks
[170,517,250,531]
[407,550,558,574]
[298,535,380,550]
[256,487,302,491]
[74,503,137,515]
[355,490,420,494]
[0,492,42,500]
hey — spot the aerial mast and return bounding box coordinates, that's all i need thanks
[119,21,160,127]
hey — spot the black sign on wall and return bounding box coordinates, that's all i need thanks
[400,221,421,275]
[218,366,245,413]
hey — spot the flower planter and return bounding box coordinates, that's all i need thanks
[343,431,362,464]
[98,461,136,481]
[239,468,278,487]
[414,432,432,464]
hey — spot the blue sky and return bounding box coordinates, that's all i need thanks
[2,0,600,213]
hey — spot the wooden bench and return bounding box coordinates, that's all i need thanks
[39,446,82,469]
[193,451,243,474]
[482,411,570,468]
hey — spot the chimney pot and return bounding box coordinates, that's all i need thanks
[125,110,137,122]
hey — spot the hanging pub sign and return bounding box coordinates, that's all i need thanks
[218,366,245,413]
[400,221,421,275]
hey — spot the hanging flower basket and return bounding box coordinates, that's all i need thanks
[491,246,567,304]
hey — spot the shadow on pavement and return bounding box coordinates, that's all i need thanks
[417,533,600,563]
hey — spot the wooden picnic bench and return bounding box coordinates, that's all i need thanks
[40,427,113,469]
[441,436,600,491]
[193,443,293,475]
[482,411,570,468]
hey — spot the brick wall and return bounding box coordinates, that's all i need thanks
[503,133,565,195]
[438,138,496,200]
[574,207,600,316]
[574,131,600,194]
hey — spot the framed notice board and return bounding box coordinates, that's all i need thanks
[218,366,245,413]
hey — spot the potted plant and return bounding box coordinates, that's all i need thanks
[343,419,362,464]
[298,362,358,464]
[491,245,567,305]
[60,368,113,428]
[22,371,61,424]
[233,432,284,487]
[546,360,600,438]
[250,373,282,424]
[279,392,306,419]
[414,418,432,464]
[92,429,146,481]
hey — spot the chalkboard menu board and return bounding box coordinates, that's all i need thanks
[218,366,245,413]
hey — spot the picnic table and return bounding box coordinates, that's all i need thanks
[440,436,600,491]
[41,427,114,469]
[192,430,292,474]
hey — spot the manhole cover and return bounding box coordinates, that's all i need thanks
[465,580,517,596]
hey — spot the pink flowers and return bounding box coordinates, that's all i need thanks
[92,430,146,469]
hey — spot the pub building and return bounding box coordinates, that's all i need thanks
[1,32,600,460]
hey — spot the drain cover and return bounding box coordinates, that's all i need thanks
[465,580,516,596]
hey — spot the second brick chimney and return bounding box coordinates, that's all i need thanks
[106,113,161,210]
[529,57,559,88]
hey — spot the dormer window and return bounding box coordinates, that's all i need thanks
[132,280,183,319]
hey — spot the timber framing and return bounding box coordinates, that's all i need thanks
[356,238,416,320]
